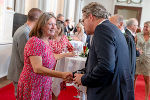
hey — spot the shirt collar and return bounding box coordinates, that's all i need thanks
[121,29,125,34]
[127,28,136,37]
[98,19,108,25]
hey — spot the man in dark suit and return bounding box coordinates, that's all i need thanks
[64,19,74,36]
[73,2,134,100]
[125,18,138,79]
[109,15,137,81]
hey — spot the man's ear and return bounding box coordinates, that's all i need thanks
[88,14,94,21]
[119,22,124,29]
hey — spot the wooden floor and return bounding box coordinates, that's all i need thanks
[0,76,12,88]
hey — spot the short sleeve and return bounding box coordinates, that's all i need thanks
[26,37,44,57]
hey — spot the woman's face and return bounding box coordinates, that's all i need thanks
[76,26,81,33]
[57,27,62,35]
[143,24,150,34]
[42,17,56,37]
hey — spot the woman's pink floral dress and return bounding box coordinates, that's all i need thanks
[17,36,56,100]
[49,35,73,54]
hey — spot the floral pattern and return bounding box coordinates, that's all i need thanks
[49,35,74,54]
[17,36,56,100]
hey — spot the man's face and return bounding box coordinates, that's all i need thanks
[132,21,138,33]
[58,16,64,22]
[81,13,94,35]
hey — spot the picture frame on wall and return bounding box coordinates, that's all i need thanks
[131,0,142,4]
[117,0,142,4]
[114,5,142,26]
[117,0,127,3]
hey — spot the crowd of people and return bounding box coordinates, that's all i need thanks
[7,1,150,100]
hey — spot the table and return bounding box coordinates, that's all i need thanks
[69,40,84,52]
[0,43,12,78]
[52,56,87,98]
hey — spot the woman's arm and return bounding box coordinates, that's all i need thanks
[29,56,72,80]
[54,52,75,60]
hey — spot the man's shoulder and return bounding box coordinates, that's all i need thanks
[13,24,30,39]
[96,20,121,36]
[125,29,132,35]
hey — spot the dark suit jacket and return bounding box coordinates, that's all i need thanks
[125,29,136,79]
[81,20,134,100]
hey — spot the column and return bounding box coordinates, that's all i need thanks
[15,0,25,14]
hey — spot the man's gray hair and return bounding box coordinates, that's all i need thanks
[126,18,138,27]
[115,14,124,23]
[82,2,109,19]
[57,13,64,19]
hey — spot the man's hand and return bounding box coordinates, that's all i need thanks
[73,73,83,86]
[62,72,73,83]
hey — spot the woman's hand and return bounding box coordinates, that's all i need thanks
[54,52,75,60]
[136,48,143,55]
[66,52,76,57]
[62,72,73,83]
[73,36,80,41]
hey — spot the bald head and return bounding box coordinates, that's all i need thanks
[109,14,124,30]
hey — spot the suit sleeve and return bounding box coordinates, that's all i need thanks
[81,25,116,87]
[18,32,29,64]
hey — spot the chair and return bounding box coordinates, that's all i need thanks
[12,13,27,37]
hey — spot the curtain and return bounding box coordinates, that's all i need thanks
[15,0,25,14]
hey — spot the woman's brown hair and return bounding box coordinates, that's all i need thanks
[29,12,56,38]
[56,20,64,36]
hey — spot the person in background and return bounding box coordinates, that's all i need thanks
[125,18,138,80]
[64,19,74,36]
[73,19,82,33]
[50,20,74,100]
[50,20,74,54]
[125,18,138,40]
[73,2,134,100]
[7,8,42,96]
[56,13,64,23]
[135,21,150,100]
[109,15,137,90]
[17,12,74,100]
[109,14,125,33]
[73,23,87,43]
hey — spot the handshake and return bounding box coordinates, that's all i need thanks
[62,70,85,86]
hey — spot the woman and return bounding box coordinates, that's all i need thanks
[50,21,74,100]
[135,21,150,100]
[17,13,74,100]
[73,23,87,43]
[50,20,74,54]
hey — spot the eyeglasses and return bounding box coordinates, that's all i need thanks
[81,19,84,25]
[81,16,88,25]
[133,24,138,27]
[57,20,64,24]
[48,23,56,26]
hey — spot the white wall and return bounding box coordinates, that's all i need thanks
[0,0,14,43]
[82,0,150,28]
[0,0,5,41]
[140,0,150,28]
